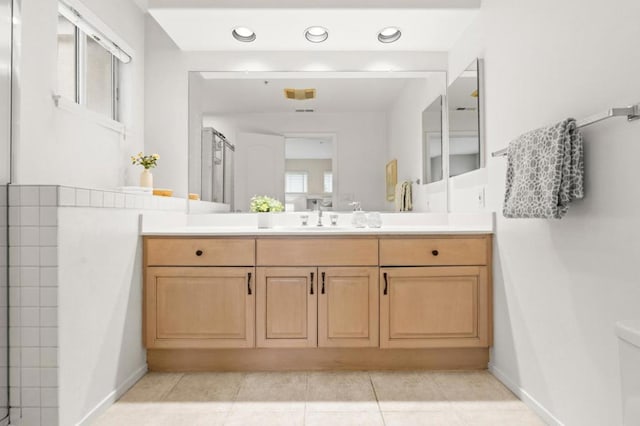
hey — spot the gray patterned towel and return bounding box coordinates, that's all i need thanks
[503,118,584,219]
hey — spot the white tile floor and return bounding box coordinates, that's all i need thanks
[94,370,545,425]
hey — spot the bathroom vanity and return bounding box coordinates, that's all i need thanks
[142,219,493,371]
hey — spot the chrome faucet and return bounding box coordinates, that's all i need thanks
[316,204,324,227]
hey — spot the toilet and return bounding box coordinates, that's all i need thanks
[616,320,640,425]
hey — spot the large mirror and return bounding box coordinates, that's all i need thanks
[422,95,443,184]
[448,59,483,177]
[188,71,447,213]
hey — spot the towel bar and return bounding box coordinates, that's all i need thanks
[491,103,640,157]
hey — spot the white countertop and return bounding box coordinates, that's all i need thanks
[141,225,493,236]
[140,212,495,236]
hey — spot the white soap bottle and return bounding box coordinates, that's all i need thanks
[349,202,367,228]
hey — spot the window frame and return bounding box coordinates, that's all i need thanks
[57,12,121,123]
[285,171,309,194]
[323,171,333,193]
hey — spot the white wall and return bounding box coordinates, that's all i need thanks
[204,112,388,211]
[58,207,147,426]
[386,74,447,212]
[144,15,447,198]
[450,1,640,424]
[13,0,145,189]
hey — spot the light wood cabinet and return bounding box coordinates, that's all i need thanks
[145,266,255,349]
[146,238,255,266]
[318,267,379,348]
[379,237,488,266]
[380,266,489,348]
[143,234,493,370]
[254,238,379,349]
[256,267,317,348]
[256,266,379,348]
[256,238,378,266]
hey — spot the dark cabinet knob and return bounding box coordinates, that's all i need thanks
[195,250,203,256]
[431,250,439,256]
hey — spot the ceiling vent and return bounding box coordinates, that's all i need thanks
[284,88,316,100]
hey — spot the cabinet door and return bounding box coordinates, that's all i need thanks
[380,267,489,348]
[145,267,255,349]
[318,267,379,347]
[256,267,317,347]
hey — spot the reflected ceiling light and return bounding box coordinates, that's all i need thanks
[232,27,256,42]
[377,27,401,43]
[305,26,328,43]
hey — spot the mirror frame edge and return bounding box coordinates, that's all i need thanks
[446,57,485,182]
[477,58,486,170]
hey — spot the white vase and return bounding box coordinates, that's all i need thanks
[256,212,272,229]
[140,169,153,188]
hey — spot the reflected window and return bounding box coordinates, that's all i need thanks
[323,171,333,193]
[285,172,308,193]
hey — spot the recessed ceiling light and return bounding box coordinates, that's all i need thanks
[232,27,256,43]
[378,27,401,44]
[305,26,328,43]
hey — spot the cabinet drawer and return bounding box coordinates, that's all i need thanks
[257,238,378,266]
[145,238,255,266]
[379,237,488,266]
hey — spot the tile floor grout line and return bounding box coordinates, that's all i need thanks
[368,371,387,426]
[151,372,185,402]
[223,371,247,425]
[303,371,309,426]
[158,372,185,401]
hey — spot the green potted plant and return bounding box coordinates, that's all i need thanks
[250,195,284,228]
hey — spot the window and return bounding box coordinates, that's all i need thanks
[286,172,308,193]
[86,37,116,118]
[56,2,130,121]
[323,171,333,193]
[57,15,77,102]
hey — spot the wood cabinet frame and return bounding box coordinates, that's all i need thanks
[143,234,493,370]
[145,266,255,349]
[256,267,317,348]
[318,267,379,348]
[380,266,490,349]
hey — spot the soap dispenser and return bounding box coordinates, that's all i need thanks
[349,202,367,228]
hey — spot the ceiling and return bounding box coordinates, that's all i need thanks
[148,6,480,51]
[286,138,333,160]
[199,76,433,114]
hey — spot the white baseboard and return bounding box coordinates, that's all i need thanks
[489,363,564,426]
[76,364,148,426]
